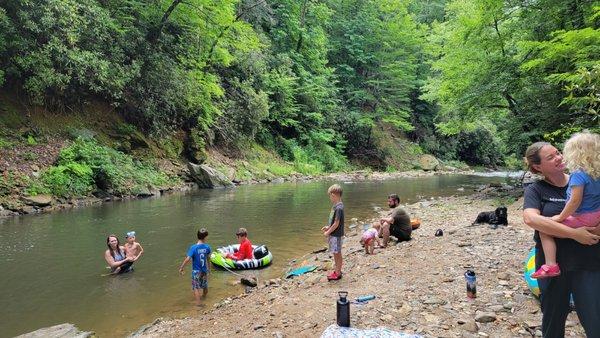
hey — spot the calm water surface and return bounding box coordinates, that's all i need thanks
[0,174,516,337]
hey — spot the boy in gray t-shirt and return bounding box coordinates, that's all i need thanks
[321,184,344,281]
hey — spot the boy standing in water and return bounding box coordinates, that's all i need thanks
[179,228,211,305]
[124,231,144,262]
[321,184,344,281]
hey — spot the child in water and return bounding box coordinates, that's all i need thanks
[124,231,144,263]
[179,228,211,306]
[360,223,381,255]
[532,131,600,279]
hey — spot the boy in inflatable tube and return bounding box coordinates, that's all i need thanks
[225,228,254,260]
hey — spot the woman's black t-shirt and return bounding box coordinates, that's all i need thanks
[524,179,600,271]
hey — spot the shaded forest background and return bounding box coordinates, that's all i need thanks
[0,0,598,173]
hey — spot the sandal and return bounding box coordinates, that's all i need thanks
[327,271,342,281]
[531,264,561,279]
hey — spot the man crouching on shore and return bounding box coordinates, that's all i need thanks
[379,194,412,247]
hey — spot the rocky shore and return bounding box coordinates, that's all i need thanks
[130,190,585,338]
[0,168,474,218]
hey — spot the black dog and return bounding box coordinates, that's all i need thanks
[472,206,508,227]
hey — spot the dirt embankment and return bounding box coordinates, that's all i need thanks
[131,192,586,338]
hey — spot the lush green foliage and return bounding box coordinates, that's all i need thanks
[39,138,173,197]
[1,0,598,172]
[423,0,600,156]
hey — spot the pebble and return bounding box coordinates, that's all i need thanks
[423,297,446,305]
[475,312,496,323]
[459,319,478,332]
[524,320,542,328]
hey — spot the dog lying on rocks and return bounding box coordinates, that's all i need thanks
[472,206,508,227]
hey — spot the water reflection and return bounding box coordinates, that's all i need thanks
[0,174,517,337]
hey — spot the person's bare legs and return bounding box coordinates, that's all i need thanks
[368,239,375,254]
[333,252,342,275]
[193,289,202,306]
[540,232,558,266]
[381,221,391,247]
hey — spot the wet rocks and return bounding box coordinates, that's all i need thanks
[16,323,94,338]
[20,194,53,207]
[187,163,234,189]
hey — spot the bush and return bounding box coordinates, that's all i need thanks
[42,163,94,197]
[0,137,11,148]
[40,138,174,197]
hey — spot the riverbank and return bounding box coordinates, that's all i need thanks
[131,190,585,337]
[0,167,476,219]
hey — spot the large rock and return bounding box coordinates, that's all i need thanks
[20,195,53,207]
[418,154,440,171]
[16,323,94,338]
[187,163,234,189]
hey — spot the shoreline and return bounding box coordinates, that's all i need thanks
[128,188,586,338]
[0,168,482,220]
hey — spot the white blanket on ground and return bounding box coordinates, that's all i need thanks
[321,324,422,338]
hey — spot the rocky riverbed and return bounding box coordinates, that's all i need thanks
[130,192,585,338]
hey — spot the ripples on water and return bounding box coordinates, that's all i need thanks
[0,174,518,337]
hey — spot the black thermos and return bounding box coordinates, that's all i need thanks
[336,291,350,327]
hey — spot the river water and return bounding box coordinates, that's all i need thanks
[0,174,517,337]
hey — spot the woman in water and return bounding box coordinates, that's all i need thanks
[104,234,134,274]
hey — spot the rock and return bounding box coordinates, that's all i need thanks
[20,195,53,207]
[302,323,317,330]
[497,272,511,280]
[272,331,285,338]
[271,178,285,184]
[312,247,327,254]
[418,154,440,171]
[16,323,94,338]
[423,297,446,305]
[241,277,257,287]
[187,163,234,189]
[524,320,542,328]
[22,205,36,214]
[253,324,265,330]
[475,312,496,323]
[487,305,506,312]
[381,314,393,322]
[459,318,479,333]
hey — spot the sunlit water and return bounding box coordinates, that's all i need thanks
[0,174,518,337]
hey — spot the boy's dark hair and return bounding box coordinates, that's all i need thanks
[388,194,400,204]
[197,228,208,240]
[236,227,248,237]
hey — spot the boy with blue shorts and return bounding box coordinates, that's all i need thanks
[179,228,211,305]
[321,184,344,281]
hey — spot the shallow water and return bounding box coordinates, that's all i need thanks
[0,174,517,337]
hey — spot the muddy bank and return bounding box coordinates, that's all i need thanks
[131,190,583,338]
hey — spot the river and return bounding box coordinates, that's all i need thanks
[0,173,518,337]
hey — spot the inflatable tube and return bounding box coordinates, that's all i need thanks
[524,247,540,297]
[524,247,575,307]
[210,244,273,270]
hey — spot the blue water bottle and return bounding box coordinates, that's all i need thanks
[465,270,477,298]
[356,294,376,302]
